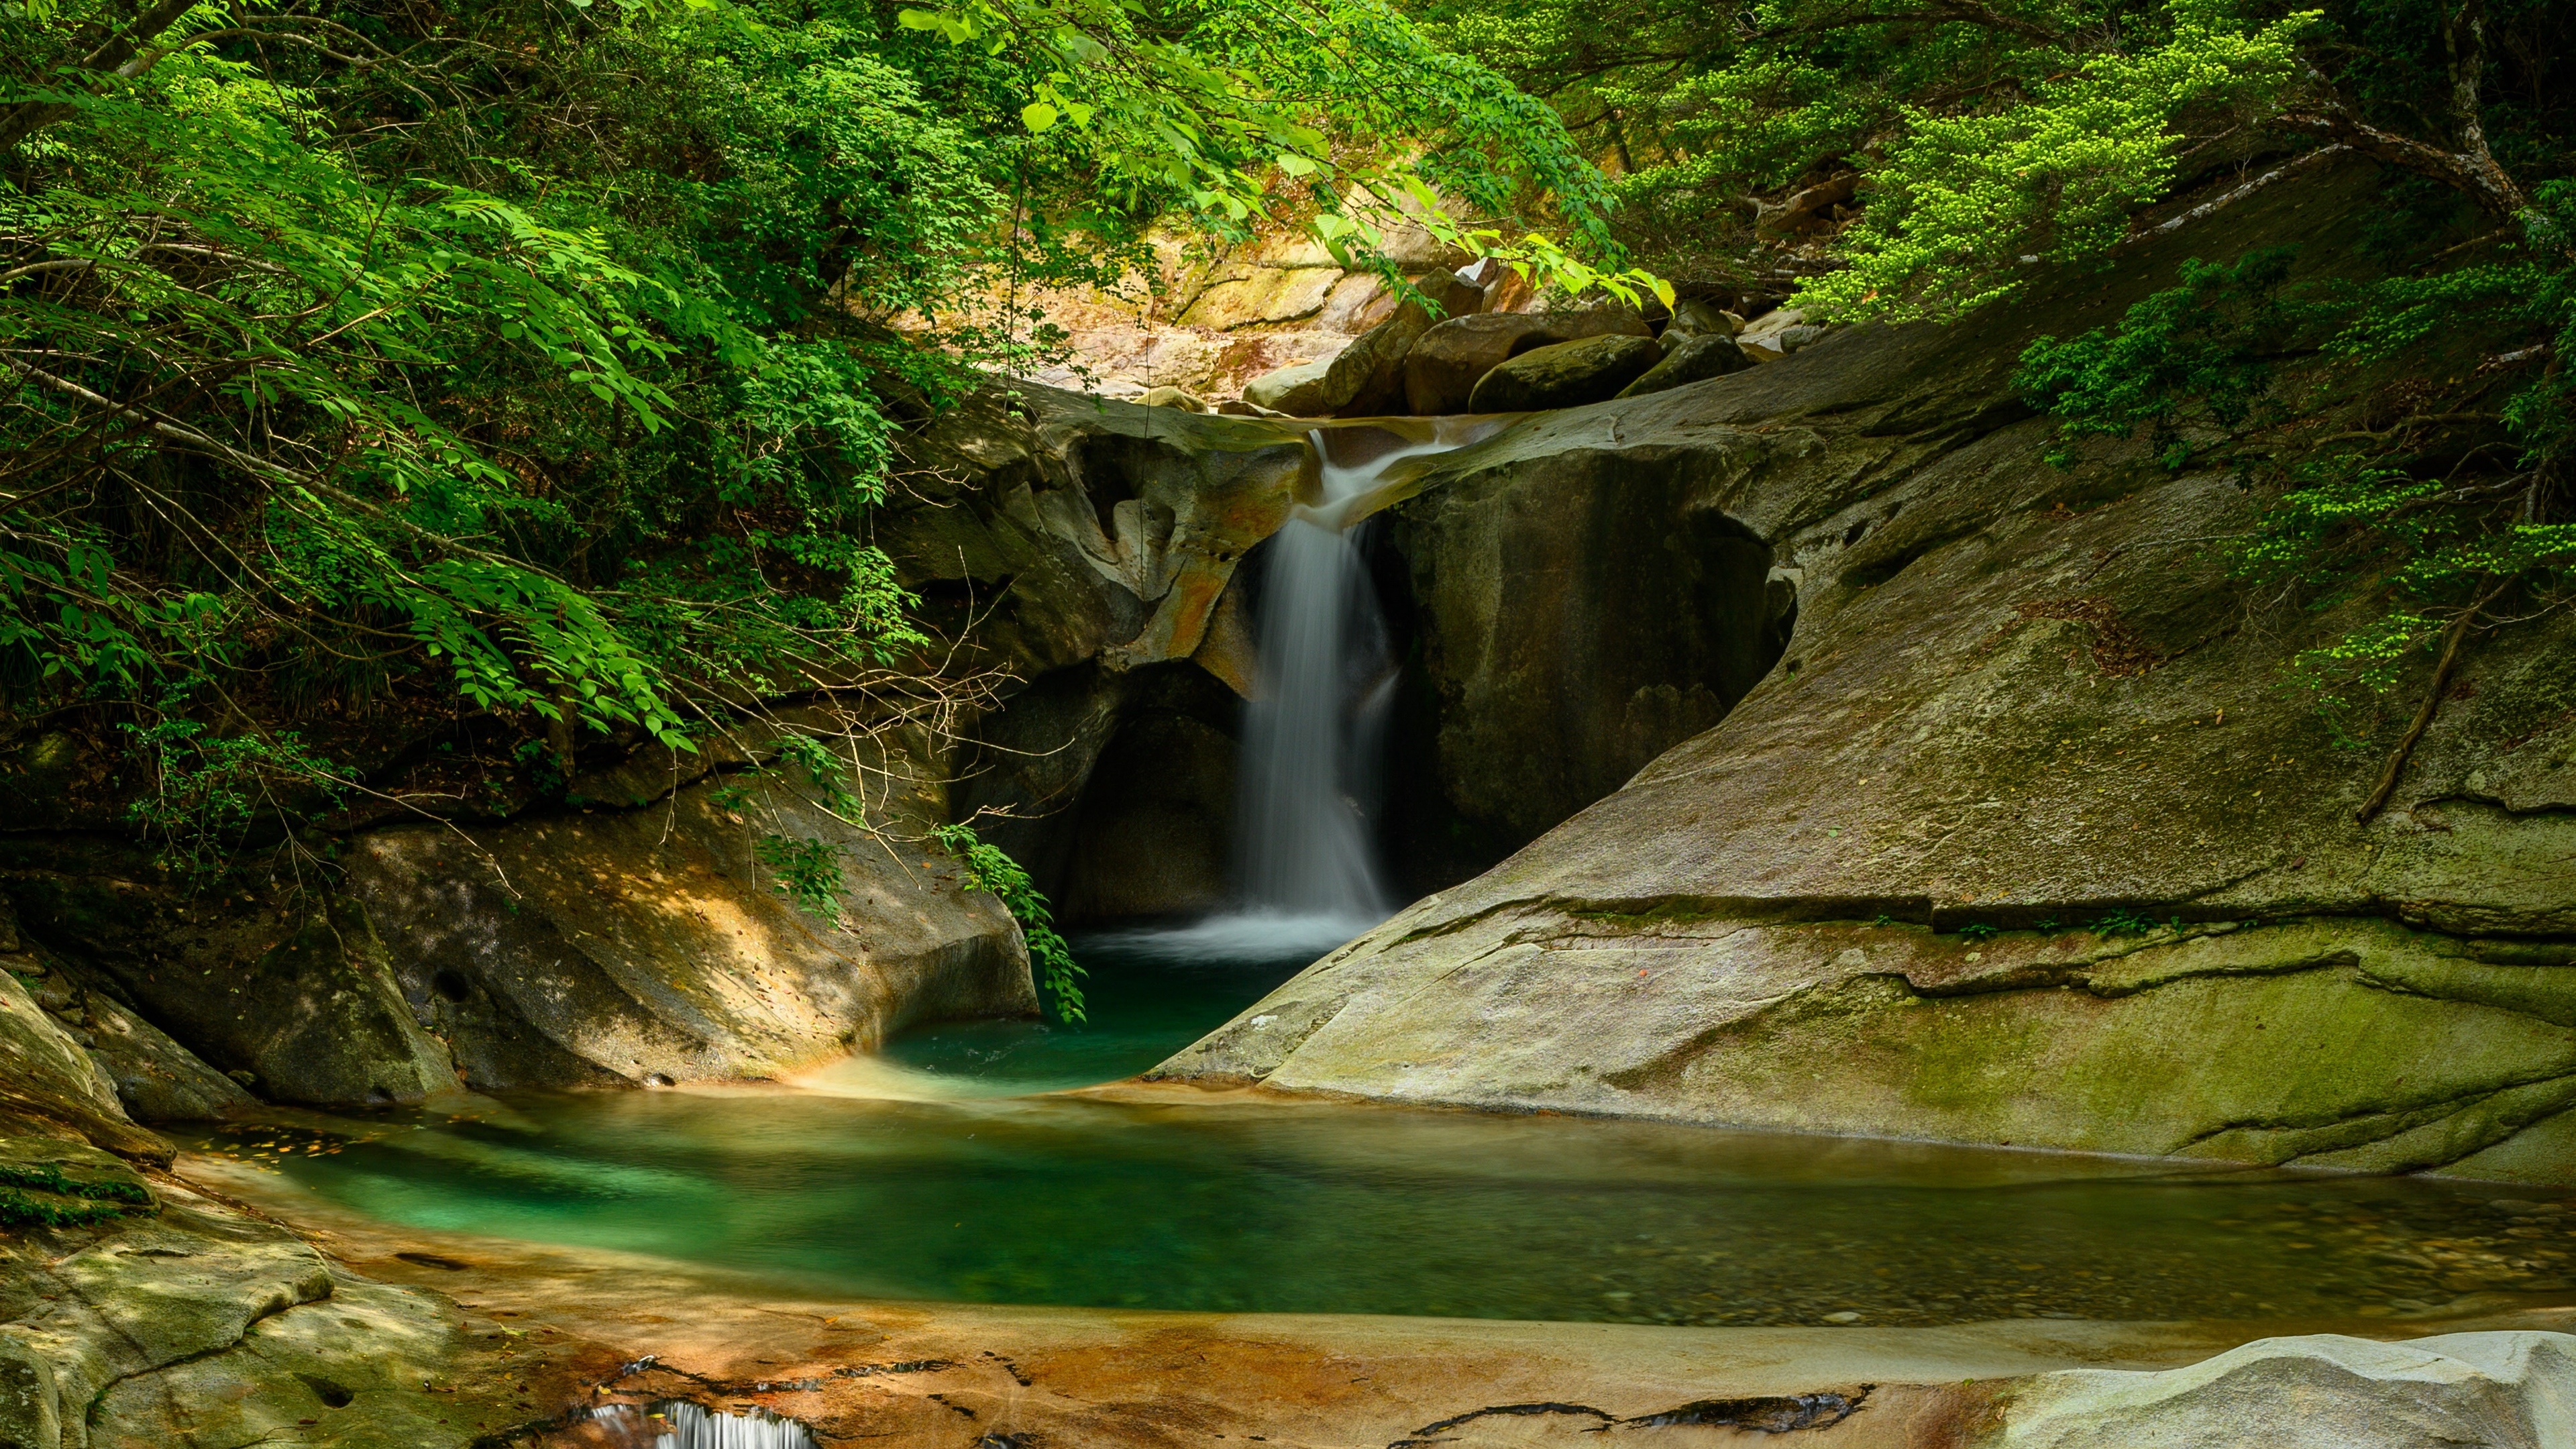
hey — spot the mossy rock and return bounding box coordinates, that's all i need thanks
[1467,333,1662,412]
[0,1134,154,1226]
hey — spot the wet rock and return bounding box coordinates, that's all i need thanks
[1617,334,1753,398]
[2000,1332,2576,1448]
[1403,309,1652,415]
[1467,335,1664,413]
[883,388,1309,902]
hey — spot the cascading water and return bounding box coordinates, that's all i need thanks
[1089,424,1474,965]
[1097,423,1483,959]
[583,1402,818,1449]
[1230,430,1413,928]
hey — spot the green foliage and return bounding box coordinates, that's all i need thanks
[1417,0,2570,325]
[1,0,1640,861]
[1955,920,2000,940]
[0,1187,131,1227]
[0,1159,152,1227]
[768,733,863,817]
[121,714,341,879]
[2015,249,2302,467]
[756,835,847,920]
[2092,908,2160,935]
[937,822,1084,1022]
[892,0,1666,304]
[1800,4,2310,319]
[2015,176,2576,739]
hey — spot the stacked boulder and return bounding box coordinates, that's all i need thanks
[1230,271,1826,419]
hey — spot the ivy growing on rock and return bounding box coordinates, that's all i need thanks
[938,822,1084,1022]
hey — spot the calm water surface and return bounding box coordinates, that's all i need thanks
[215,928,2576,1328]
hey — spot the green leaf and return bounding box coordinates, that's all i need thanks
[1021,102,1059,133]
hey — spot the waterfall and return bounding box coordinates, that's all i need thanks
[1085,423,1479,966]
[584,1402,819,1449]
[1230,431,1427,928]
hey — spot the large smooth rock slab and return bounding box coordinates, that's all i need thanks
[2,1189,608,1449]
[1999,1332,2576,1448]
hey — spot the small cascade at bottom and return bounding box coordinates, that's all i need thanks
[584,1401,819,1449]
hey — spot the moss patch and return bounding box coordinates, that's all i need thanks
[0,1135,154,1227]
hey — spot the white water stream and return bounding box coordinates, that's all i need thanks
[1117,427,1469,964]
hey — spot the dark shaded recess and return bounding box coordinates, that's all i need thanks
[1376,453,1793,898]
[951,659,1240,926]
[1056,665,1240,924]
[949,659,1126,902]
[1367,518,1499,898]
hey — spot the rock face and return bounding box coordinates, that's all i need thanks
[1157,159,2576,1185]
[1377,425,1792,883]
[1320,270,1487,417]
[1998,1332,2576,1448]
[0,969,160,1161]
[1405,310,1652,416]
[1052,670,1242,921]
[1239,271,1488,418]
[340,747,1034,1093]
[880,386,1312,910]
[0,861,458,1112]
[1467,334,1663,412]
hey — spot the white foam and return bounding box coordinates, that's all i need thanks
[1079,910,1375,967]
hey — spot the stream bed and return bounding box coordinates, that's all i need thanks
[197,928,2576,1330]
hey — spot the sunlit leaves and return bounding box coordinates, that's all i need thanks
[1800,3,2316,320]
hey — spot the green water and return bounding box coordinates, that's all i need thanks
[226,928,2576,1328]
